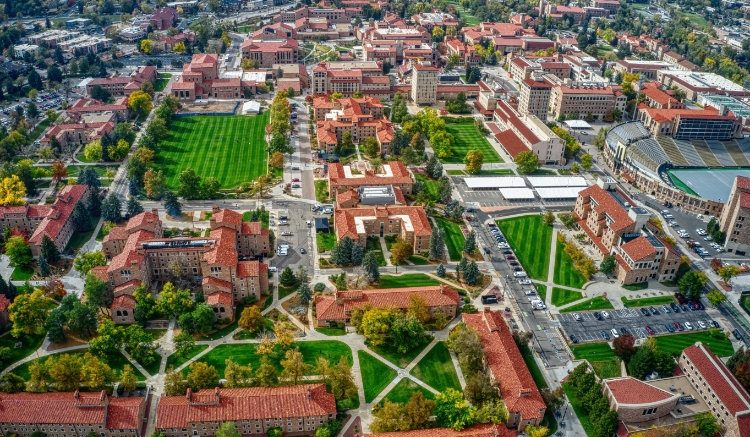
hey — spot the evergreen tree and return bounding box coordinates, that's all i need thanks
[280,267,297,287]
[77,167,101,188]
[101,194,122,222]
[129,177,139,196]
[38,255,50,277]
[431,160,444,179]
[297,284,312,304]
[437,263,446,277]
[362,251,380,283]
[87,190,102,217]
[100,132,111,161]
[40,234,60,263]
[0,276,8,300]
[331,236,354,266]
[429,228,445,261]
[437,176,452,204]
[72,201,92,232]
[463,231,476,253]
[126,197,144,218]
[457,257,469,280]
[251,210,258,221]
[425,155,439,177]
[163,191,182,217]
[6,282,17,301]
[351,244,364,266]
[464,261,479,286]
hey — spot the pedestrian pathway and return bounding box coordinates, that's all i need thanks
[379,237,393,266]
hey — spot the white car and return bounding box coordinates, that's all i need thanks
[698,321,707,329]
[498,243,510,249]
[518,279,533,285]
[685,321,694,331]
[268,267,277,273]
[601,311,610,319]
[513,271,527,278]
[281,231,292,236]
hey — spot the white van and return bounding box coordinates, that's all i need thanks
[513,271,527,278]
[611,329,620,339]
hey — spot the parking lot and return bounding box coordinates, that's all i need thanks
[558,307,720,343]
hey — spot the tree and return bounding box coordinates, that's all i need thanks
[140,81,155,98]
[5,235,31,267]
[187,362,220,391]
[174,331,195,357]
[256,355,279,387]
[238,306,265,332]
[297,283,313,305]
[280,348,310,385]
[407,294,430,324]
[49,353,83,391]
[463,370,499,406]
[38,255,51,277]
[718,264,741,284]
[177,168,202,199]
[108,139,130,161]
[600,255,616,275]
[224,358,253,388]
[678,270,708,302]
[78,167,102,188]
[164,365,188,396]
[706,289,727,307]
[91,85,112,103]
[164,191,182,217]
[67,300,98,338]
[515,151,540,174]
[540,386,566,412]
[694,413,721,437]
[73,200,92,232]
[82,352,115,390]
[280,267,297,287]
[120,365,138,392]
[463,232,476,253]
[27,69,43,90]
[390,314,428,353]
[87,190,102,218]
[447,323,484,374]
[144,169,167,199]
[216,422,241,437]
[361,251,380,283]
[543,210,555,226]
[9,288,49,337]
[127,197,144,218]
[361,138,381,158]
[613,333,636,361]
[128,91,153,119]
[525,425,549,437]
[89,319,125,358]
[580,153,593,170]
[102,194,122,222]
[0,175,26,206]
[0,372,26,393]
[437,176,452,204]
[435,388,475,431]
[463,149,484,174]
[50,160,68,182]
[74,250,106,276]
[390,237,413,269]
[192,304,215,333]
[84,141,103,162]
[429,228,445,261]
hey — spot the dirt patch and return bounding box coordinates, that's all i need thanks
[177,101,238,114]
[199,211,213,221]
[48,330,90,351]
[166,213,193,222]
[266,308,301,334]
[281,296,309,327]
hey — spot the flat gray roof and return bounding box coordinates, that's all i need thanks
[669,168,750,203]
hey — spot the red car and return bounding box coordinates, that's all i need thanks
[645,326,655,335]
[506,255,516,260]
[292,178,300,182]
[674,321,682,331]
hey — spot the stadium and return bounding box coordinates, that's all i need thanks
[604,121,750,215]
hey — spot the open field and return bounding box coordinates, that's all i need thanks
[409,342,461,392]
[655,332,733,357]
[571,344,622,379]
[553,239,587,289]
[432,216,465,261]
[382,378,435,404]
[497,215,551,280]
[535,284,547,302]
[560,296,614,313]
[441,118,502,164]
[315,180,329,202]
[448,2,480,26]
[359,350,397,402]
[0,333,45,373]
[415,174,440,201]
[155,113,269,190]
[375,274,441,289]
[165,345,209,370]
[551,287,584,307]
[370,336,432,368]
[620,295,676,307]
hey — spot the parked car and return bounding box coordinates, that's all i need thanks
[570,334,579,344]
[601,311,610,319]
[640,308,651,316]
[685,321,694,331]
[650,307,660,315]
[661,304,671,313]
[665,324,675,333]
[674,321,682,331]
[733,329,743,340]
[573,313,582,321]
[645,326,655,335]
[601,330,610,340]
[670,303,679,312]
[506,255,516,260]
[518,279,533,285]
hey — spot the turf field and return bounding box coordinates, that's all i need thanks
[441,118,503,164]
[553,239,588,289]
[155,113,269,190]
[497,215,551,280]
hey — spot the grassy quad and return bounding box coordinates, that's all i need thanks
[432,216,465,261]
[560,296,614,313]
[415,174,440,201]
[382,378,435,404]
[409,342,461,392]
[0,333,45,373]
[655,331,734,357]
[553,239,587,289]
[441,117,503,164]
[166,345,209,370]
[359,350,397,403]
[620,296,676,307]
[186,341,353,376]
[551,287,584,307]
[375,274,441,289]
[570,343,622,379]
[155,113,269,190]
[497,215,552,280]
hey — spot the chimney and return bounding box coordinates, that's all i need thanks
[484,306,491,312]
[151,208,158,215]
[215,387,220,400]
[212,205,219,213]
[74,390,80,399]
[186,388,192,400]
[308,387,312,400]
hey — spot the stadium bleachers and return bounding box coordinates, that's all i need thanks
[706,140,738,167]
[672,139,707,167]
[692,140,722,167]
[656,136,689,166]
[735,138,750,164]
[721,140,750,166]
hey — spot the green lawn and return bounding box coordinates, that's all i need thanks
[551,287,584,307]
[135,353,162,376]
[448,2,480,26]
[0,333,45,373]
[553,239,587,289]
[441,117,502,164]
[409,342,461,392]
[315,180,329,202]
[476,169,514,175]
[166,345,209,370]
[415,174,440,202]
[370,337,432,368]
[571,342,616,361]
[382,378,435,404]
[241,209,269,228]
[261,294,274,311]
[315,327,346,336]
[154,78,169,92]
[190,341,353,377]
[622,282,649,291]
[317,233,336,253]
[15,350,147,381]
[560,296,614,313]
[155,113,269,190]
[563,382,595,437]
[655,332,734,357]
[64,228,96,252]
[432,216,465,261]
[591,359,622,379]
[408,255,429,265]
[620,296,675,307]
[278,285,297,300]
[199,305,246,340]
[375,274,440,289]
[518,343,547,389]
[359,350,397,403]
[497,215,552,280]
[66,165,118,177]
[11,265,34,281]
[446,170,466,175]
[29,118,51,142]
[684,12,707,27]
[536,283,547,302]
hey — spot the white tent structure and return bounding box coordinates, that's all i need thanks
[500,188,535,200]
[527,176,587,187]
[563,120,591,129]
[536,187,587,199]
[464,177,526,190]
[241,100,261,115]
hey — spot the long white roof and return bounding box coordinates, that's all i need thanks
[527,176,588,187]
[465,177,526,189]
[500,188,535,199]
[536,187,587,199]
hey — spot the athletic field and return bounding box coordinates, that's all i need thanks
[155,113,269,190]
[441,117,503,164]
[668,168,750,202]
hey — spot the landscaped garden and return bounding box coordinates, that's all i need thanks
[497,215,551,280]
[316,232,336,253]
[359,350,397,402]
[553,239,587,289]
[409,342,461,392]
[441,117,502,164]
[154,113,269,190]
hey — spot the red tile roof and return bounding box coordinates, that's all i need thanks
[112,294,136,309]
[0,392,142,429]
[203,227,238,267]
[156,385,335,429]
[577,184,634,232]
[126,210,159,232]
[463,310,546,421]
[494,129,530,158]
[29,185,88,245]
[108,230,154,271]
[682,343,750,416]
[620,236,656,261]
[316,285,460,322]
[103,225,128,244]
[364,424,516,437]
[737,176,750,191]
[604,377,677,405]
[89,265,109,283]
[113,280,142,297]
[206,291,233,306]
[237,260,260,277]
[328,161,412,189]
[212,208,242,229]
[334,205,432,241]
[241,221,263,235]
